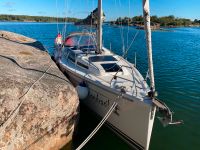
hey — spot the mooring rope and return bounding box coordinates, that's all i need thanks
[0,60,52,132]
[76,101,118,150]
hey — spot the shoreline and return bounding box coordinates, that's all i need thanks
[0,20,75,23]
[108,23,200,30]
[0,21,199,28]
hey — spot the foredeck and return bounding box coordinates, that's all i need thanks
[60,45,149,99]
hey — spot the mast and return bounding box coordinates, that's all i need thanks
[143,0,155,93]
[97,0,102,53]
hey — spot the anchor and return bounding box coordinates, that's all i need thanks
[153,98,183,127]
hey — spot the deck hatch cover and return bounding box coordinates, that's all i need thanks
[101,63,122,72]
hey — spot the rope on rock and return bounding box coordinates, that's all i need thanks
[0,61,52,133]
[76,101,118,150]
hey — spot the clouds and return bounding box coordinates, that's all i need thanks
[1,1,16,12]
[62,10,72,16]
[38,11,46,15]
[3,1,15,8]
[8,8,16,12]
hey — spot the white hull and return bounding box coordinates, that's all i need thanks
[52,0,180,146]
[58,61,156,150]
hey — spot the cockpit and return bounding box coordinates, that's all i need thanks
[62,32,125,75]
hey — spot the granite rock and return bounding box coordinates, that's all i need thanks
[0,31,79,150]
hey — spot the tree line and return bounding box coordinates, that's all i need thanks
[75,8,105,25]
[0,14,80,23]
[111,15,200,27]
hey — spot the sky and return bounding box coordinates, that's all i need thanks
[0,0,200,21]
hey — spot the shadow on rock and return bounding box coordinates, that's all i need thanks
[23,41,46,51]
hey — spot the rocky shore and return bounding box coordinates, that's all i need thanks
[0,31,79,150]
[75,8,105,26]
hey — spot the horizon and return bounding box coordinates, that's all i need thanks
[0,14,198,22]
[0,0,200,21]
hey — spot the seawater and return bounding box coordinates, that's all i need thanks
[0,22,200,150]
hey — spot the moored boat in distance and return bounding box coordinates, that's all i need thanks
[53,0,182,149]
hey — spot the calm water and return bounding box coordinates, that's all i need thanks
[0,22,200,150]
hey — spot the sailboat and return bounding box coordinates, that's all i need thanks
[53,0,182,149]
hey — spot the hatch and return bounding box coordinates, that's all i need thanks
[89,55,117,62]
[101,63,122,72]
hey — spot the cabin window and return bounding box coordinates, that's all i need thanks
[77,62,89,69]
[62,49,69,58]
[89,56,117,62]
[101,63,122,72]
[68,52,75,62]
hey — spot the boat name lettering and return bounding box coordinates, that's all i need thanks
[89,92,110,107]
